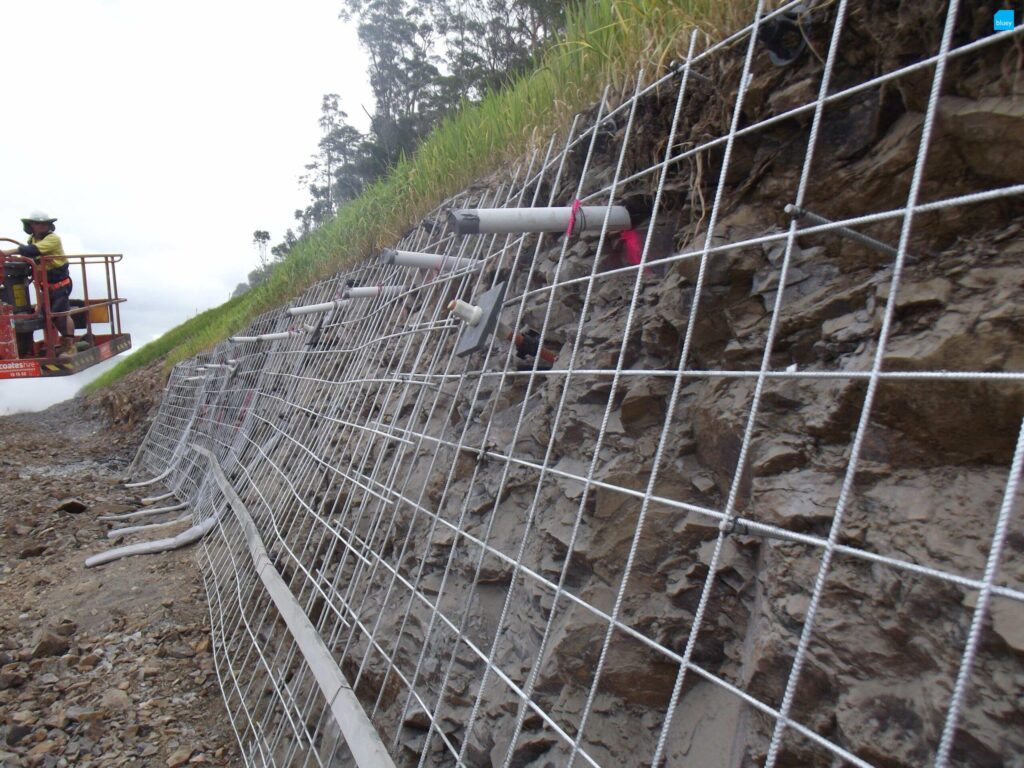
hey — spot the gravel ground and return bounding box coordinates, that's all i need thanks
[0,369,238,767]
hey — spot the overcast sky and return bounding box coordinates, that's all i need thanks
[1,0,372,414]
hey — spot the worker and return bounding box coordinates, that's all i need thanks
[0,212,76,357]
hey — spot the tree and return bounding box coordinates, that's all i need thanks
[337,0,567,175]
[432,0,568,102]
[284,0,568,254]
[296,95,369,232]
[252,230,271,272]
[340,0,445,173]
[247,268,269,287]
[271,229,298,261]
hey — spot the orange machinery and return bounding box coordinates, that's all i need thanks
[1,246,131,379]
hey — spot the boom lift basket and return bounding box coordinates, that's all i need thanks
[0,252,131,379]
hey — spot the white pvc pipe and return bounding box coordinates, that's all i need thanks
[448,299,483,326]
[234,325,311,342]
[449,206,631,234]
[380,248,481,273]
[85,515,220,568]
[108,514,192,539]
[287,299,349,317]
[345,286,406,299]
[141,491,175,505]
[98,502,189,522]
[183,376,206,382]
[124,467,172,488]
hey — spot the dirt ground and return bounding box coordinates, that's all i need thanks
[0,367,238,767]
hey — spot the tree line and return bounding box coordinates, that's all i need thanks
[234,0,567,298]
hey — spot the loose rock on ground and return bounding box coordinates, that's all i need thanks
[0,363,236,767]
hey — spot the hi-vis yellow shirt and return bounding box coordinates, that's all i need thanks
[28,233,66,269]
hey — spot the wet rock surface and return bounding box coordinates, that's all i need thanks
[305,4,1024,765]
[0,363,235,766]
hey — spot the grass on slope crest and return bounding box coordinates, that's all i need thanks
[84,0,759,394]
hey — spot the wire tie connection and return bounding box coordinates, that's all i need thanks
[565,199,584,238]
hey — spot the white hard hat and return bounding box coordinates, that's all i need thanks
[21,211,58,235]
[22,211,57,224]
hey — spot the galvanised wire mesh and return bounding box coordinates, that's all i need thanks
[124,2,1024,765]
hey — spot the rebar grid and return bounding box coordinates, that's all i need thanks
[126,4,1023,765]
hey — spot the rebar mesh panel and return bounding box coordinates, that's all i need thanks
[127,3,1024,765]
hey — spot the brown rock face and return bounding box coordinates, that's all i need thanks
[937,96,1024,183]
[104,4,1024,767]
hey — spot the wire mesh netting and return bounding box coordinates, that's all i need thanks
[123,1,1024,765]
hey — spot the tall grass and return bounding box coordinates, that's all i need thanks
[83,0,757,394]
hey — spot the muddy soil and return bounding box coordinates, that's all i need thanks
[0,364,237,767]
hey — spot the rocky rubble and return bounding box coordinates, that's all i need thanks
[85,361,168,433]
[0,369,236,766]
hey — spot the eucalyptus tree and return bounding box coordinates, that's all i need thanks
[280,0,568,260]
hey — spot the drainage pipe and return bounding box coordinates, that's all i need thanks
[85,514,220,568]
[124,467,172,488]
[108,514,192,539]
[231,327,308,343]
[141,491,175,505]
[287,299,349,317]
[449,206,631,235]
[345,286,406,299]
[380,248,480,273]
[98,502,189,522]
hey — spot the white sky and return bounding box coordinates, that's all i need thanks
[1,0,372,414]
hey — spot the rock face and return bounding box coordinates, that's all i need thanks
[131,3,1022,767]
[937,96,1024,183]
[86,359,167,431]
